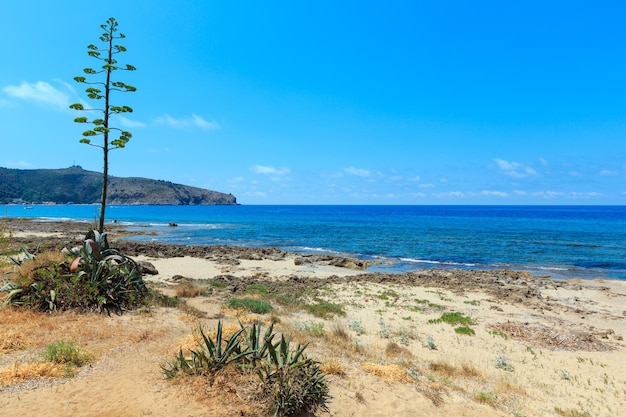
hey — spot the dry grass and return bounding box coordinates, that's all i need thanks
[0,362,64,386]
[175,366,261,417]
[14,251,65,281]
[0,331,31,353]
[361,362,412,383]
[385,341,413,359]
[321,358,346,376]
[429,360,483,380]
[489,321,614,352]
[174,281,204,298]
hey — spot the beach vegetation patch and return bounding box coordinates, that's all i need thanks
[423,335,438,350]
[0,330,31,353]
[207,279,228,288]
[174,281,204,298]
[0,361,64,385]
[0,221,13,263]
[1,231,148,313]
[298,321,326,337]
[163,320,328,416]
[554,407,592,417]
[428,312,476,326]
[245,283,269,294]
[474,390,499,407]
[305,298,345,319]
[454,326,476,336]
[227,297,273,314]
[361,362,413,383]
[348,319,367,335]
[320,358,346,376]
[495,355,514,372]
[377,289,399,301]
[44,340,93,370]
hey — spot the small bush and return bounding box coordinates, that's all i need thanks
[227,297,273,314]
[348,319,366,335]
[174,281,204,298]
[299,321,325,337]
[163,321,328,417]
[2,231,147,313]
[423,336,438,350]
[44,340,92,367]
[495,355,514,372]
[306,298,344,319]
[246,284,268,294]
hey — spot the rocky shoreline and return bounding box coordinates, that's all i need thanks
[2,218,615,315]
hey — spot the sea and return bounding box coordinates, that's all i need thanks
[3,205,626,280]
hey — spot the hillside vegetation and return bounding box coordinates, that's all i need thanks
[0,166,236,205]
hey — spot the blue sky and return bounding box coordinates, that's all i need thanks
[1,1,625,204]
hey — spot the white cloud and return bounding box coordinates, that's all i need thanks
[3,81,70,109]
[250,165,290,176]
[480,190,508,197]
[570,192,602,198]
[600,170,618,176]
[539,158,549,167]
[154,113,219,130]
[0,97,12,107]
[493,158,537,178]
[344,167,371,177]
[434,191,465,198]
[119,116,147,128]
[246,191,268,198]
[192,114,219,130]
[569,171,583,177]
[531,191,565,198]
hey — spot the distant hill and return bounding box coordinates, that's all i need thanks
[0,166,237,205]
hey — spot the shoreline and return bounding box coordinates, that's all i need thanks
[4,217,624,281]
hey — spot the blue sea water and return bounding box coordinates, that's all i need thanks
[3,204,626,280]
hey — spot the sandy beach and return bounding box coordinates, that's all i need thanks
[1,219,626,416]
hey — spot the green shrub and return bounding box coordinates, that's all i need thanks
[428,312,475,326]
[258,335,328,416]
[245,284,269,294]
[227,297,273,314]
[1,230,147,313]
[305,298,345,319]
[44,340,92,367]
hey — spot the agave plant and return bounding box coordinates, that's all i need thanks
[162,320,329,417]
[257,335,328,417]
[240,320,276,364]
[162,321,251,378]
[64,230,146,312]
[2,230,146,313]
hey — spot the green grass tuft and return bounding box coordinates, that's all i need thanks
[454,326,475,336]
[227,297,273,314]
